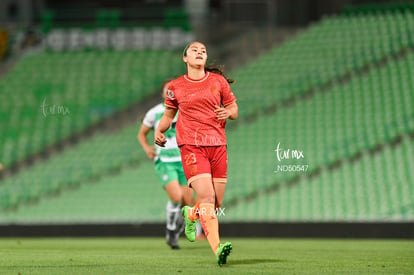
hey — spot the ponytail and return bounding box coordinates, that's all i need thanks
[205,64,235,84]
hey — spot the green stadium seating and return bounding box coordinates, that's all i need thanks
[342,2,414,16]
[230,10,414,121]
[0,50,185,168]
[2,45,412,218]
[0,122,147,211]
[0,161,166,223]
[1,10,413,223]
[224,51,414,207]
[223,136,414,221]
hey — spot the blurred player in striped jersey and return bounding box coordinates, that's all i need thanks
[138,79,194,249]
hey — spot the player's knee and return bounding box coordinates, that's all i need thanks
[172,191,183,203]
[167,189,182,203]
[197,193,215,204]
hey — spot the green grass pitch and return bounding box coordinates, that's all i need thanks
[0,237,413,274]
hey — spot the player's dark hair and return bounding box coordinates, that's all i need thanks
[160,78,174,94]
[183,41,235,84]
[205,64,234,84]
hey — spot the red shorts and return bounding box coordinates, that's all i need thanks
[179,145,228,186]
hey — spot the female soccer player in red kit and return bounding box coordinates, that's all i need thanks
[155,41,238,265]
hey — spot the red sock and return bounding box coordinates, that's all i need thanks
[199,203,220,254]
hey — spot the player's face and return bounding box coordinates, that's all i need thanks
[183,42,207,68]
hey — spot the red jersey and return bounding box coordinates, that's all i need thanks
[165,72,236,146]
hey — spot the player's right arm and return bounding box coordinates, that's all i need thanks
[155,106,177,147]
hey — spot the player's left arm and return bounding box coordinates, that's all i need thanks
[216,75,238,120]
[215,102,238,120]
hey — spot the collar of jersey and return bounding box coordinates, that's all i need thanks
[184,71,210,83]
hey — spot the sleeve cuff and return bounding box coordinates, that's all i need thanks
[223,99,236,107]
[165,103,178,109]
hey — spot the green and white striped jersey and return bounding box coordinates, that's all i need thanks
[142,103,181,163]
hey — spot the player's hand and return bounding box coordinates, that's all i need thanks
[215,105,232,120]
[154,131,167,147]
[144,146,156,159]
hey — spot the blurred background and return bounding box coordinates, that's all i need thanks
[0,0,413,237]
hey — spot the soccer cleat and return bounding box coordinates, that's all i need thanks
[166,229,180,250]
[181,206,196,242]
[216,242,232,266]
